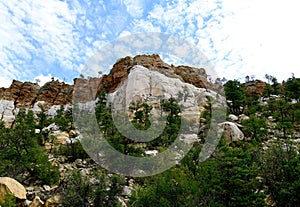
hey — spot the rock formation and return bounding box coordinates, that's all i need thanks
[107,65,222,124]
[0,80,73,109]
[97,54,213,94]
[0,80,73,127]
[244,80,267,96]
[0,54,224,131]
[218,122,245,142]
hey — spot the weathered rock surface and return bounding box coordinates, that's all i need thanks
[0,177,27,200]
[97,54,213,94]
[1,54,217,126]
[0,100,16,127]
[244,80,267,96]
[107,65,224,124]
[0,80,72,109]
[218,122,245,142]
[0,82,72,127]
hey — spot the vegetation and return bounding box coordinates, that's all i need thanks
[0,109,59,185]
[61,169,125,207]
[0,74,299,206]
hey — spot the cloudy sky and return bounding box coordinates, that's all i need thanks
[0,0,299,87]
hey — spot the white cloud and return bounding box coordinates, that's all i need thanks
[139,0,300,81]
[215,0,300,80]
[34,74,63,86]
[1,0,299,88]
[124,0,144,18]
[0,77,12,88]
[0,0,94,85]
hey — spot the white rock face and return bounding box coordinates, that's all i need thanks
[108,65,224,124]
[32,101,46,114]
[0,99,72,127]
[218,121,244,142]
[0,100,15,127]
[42,123,60,133]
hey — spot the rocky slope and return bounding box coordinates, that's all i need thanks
[0,54,224,206]
[1,54,298,206]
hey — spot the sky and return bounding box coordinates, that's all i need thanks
[0,0,300,87]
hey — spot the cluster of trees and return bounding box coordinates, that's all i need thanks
[0,104,86,185]
[95,94,182,155]
[224,75,300,140]
[0,109,60,185]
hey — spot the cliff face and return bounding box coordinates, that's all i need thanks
[106,65,220,124]
[0,80,73,127]
[1,54,214,126]
[0,80,73,109]
[97,54,212,94]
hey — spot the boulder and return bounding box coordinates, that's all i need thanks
[42,123,60,133]
[29,196,44,207]
[179,134,199,145]
[218,122,244,142]
[0,177,27,200]
[228,114,238,122]
[69,130,77,137]
[122,186,133,197]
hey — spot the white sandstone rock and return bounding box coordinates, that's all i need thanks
[218,121,244,142]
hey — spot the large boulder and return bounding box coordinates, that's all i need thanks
[0,177,27,201]
[218,122,244,142]
[228,114,238,122]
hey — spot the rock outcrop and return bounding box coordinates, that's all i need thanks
[1,54,217,127]
[244,80,267,96]
[97,54,213,94]
[218,122,245,142]
[0,80,73,127]
[0,80,73,109]
[107,65,223,124]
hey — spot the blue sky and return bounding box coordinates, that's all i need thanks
[1,0,299,87]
